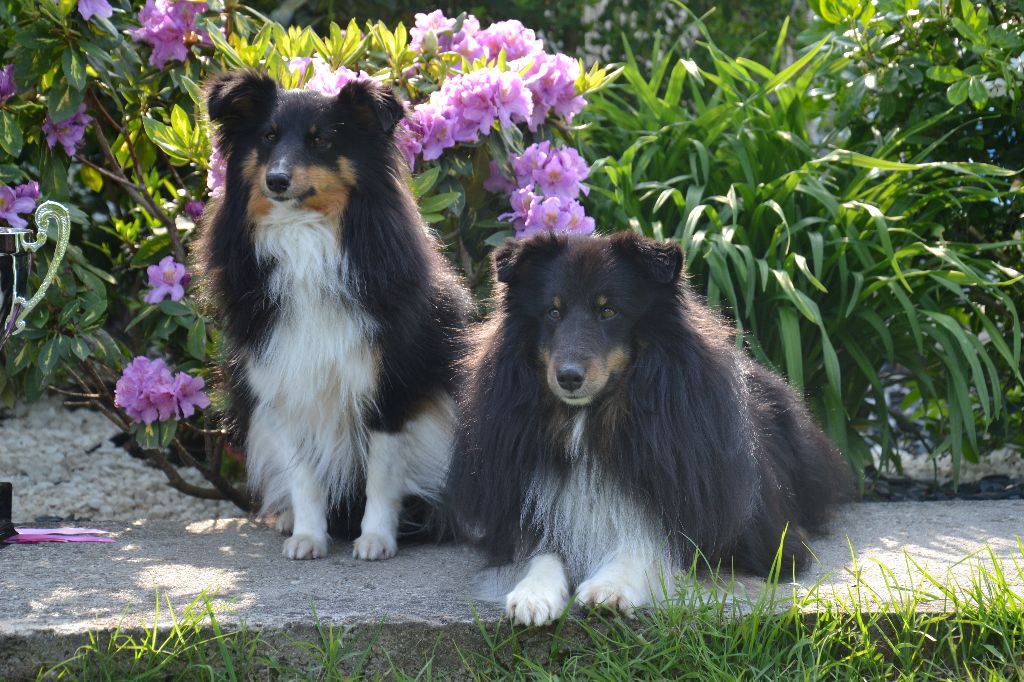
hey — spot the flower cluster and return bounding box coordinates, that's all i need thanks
[409,11,481,58]
[0,181,40,229]
[130,0,207,69]
[78,0,113,21]
[42,103,92,157]
[291,57,372,96]
[494,142,595,239]
[144,255,190,304]
[0,64,14,104]
[401,69,533,163]
[399,11,587,169]
[115,357,210,425]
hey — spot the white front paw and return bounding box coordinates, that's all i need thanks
[282,532,328,560]
[274,510,294,535]
[505,586,568,626]
[352,532,397,561]
[575,579,643,617]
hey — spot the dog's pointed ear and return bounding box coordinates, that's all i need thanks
[203,70,277,140]
[492,240,523,284]
[338,80,405,134]
[492,234,565,285]
[611,232,683,284]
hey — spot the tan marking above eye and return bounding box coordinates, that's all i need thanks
[596,295,608,306]
[552,295,561,308]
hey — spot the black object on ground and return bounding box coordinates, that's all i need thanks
[1,481,15,543]
[863,468,1024,502]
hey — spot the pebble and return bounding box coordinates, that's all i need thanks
[0,397,240,523]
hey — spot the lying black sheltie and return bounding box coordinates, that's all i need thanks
[447,232,853,625]
[198,70,470,561]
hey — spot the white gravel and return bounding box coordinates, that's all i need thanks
[1,398,1022,524]
[0,397,240,523]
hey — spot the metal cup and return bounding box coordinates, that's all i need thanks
[0,201,71,350]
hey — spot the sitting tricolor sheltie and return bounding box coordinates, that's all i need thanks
[198,70,470,561]
[447,232,853,625]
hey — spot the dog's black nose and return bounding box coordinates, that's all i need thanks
[556,365,585,392]
[265,171,291,194]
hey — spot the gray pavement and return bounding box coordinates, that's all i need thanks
[2,501,1022,678]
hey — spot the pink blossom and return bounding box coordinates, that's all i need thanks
[78,0,113,20]
[207,144,225,198]
[0,185,36,229]
[130,0,207,69]
[115,357,210,424]
[114,357,178,425]
[511,142,589,199]
[304,59,372,96]
[404,103,455,161]
[14,181,40,201]
[144,255,190,304]
[475,20,544,61]
[483,160,514,194]
[184,200,204,221]
[173,372,210,418]
[42,103,92,156]
[514,53,585,130]
[524,195,570,236]
[410,11,483,59]
[0,65,15,104]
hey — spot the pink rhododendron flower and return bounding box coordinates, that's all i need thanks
[14,181,39,201]
[514,53,586,130]
[405,102,455,161]
[184,200,204,221]
[114,357,178,424]
[144,255,190,304]
[0,184,36,229]
[304,59,372,96]
[475,20,544,61]
[173,372,211,418]
[78,0,113,20]
[115,358,210,424]
[207,143,225,198]
[511,142,589,199]
[130,0,207,69]
[42,104,92,156]
[0,65,15,104]
[483,160,515,194]
[410,11,482,59]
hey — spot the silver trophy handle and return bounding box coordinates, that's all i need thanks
[12,201,71,334]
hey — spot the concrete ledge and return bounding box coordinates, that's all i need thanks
[2,501,1023,677]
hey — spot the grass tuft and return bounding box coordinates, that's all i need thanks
[38,542,1024,681]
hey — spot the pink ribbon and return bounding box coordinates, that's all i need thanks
[3,527,114,544]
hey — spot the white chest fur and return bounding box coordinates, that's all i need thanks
[244,205,377,504]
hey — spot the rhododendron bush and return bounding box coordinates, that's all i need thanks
[0,1,616,508]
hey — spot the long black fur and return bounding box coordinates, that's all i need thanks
[196,70,470,536]
[447,232,854,577]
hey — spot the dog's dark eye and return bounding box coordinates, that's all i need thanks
[311,134,325,146]
[599,306,617,320]
[547,308,562,321]
[264,131,277,143]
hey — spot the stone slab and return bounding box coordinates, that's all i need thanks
[2,501,1023,677]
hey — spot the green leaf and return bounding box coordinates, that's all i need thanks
[62,49,86,92]
[37,337,61,376]
[0,111,23,157]
[46,79,85,123]
[187,317,207,361]
[967,77,988,110]
[926,65,964,83]
[777,308,804,392]
[418,191,460,214]
[947,79,970,105]
[158,300,191,317]
[80,164,103,193]
[133,234,172,266]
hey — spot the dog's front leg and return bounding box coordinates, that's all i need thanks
[575,551,658,617]
[505,553,570,626]
[282,462,330,559]
[353,430,403,560]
